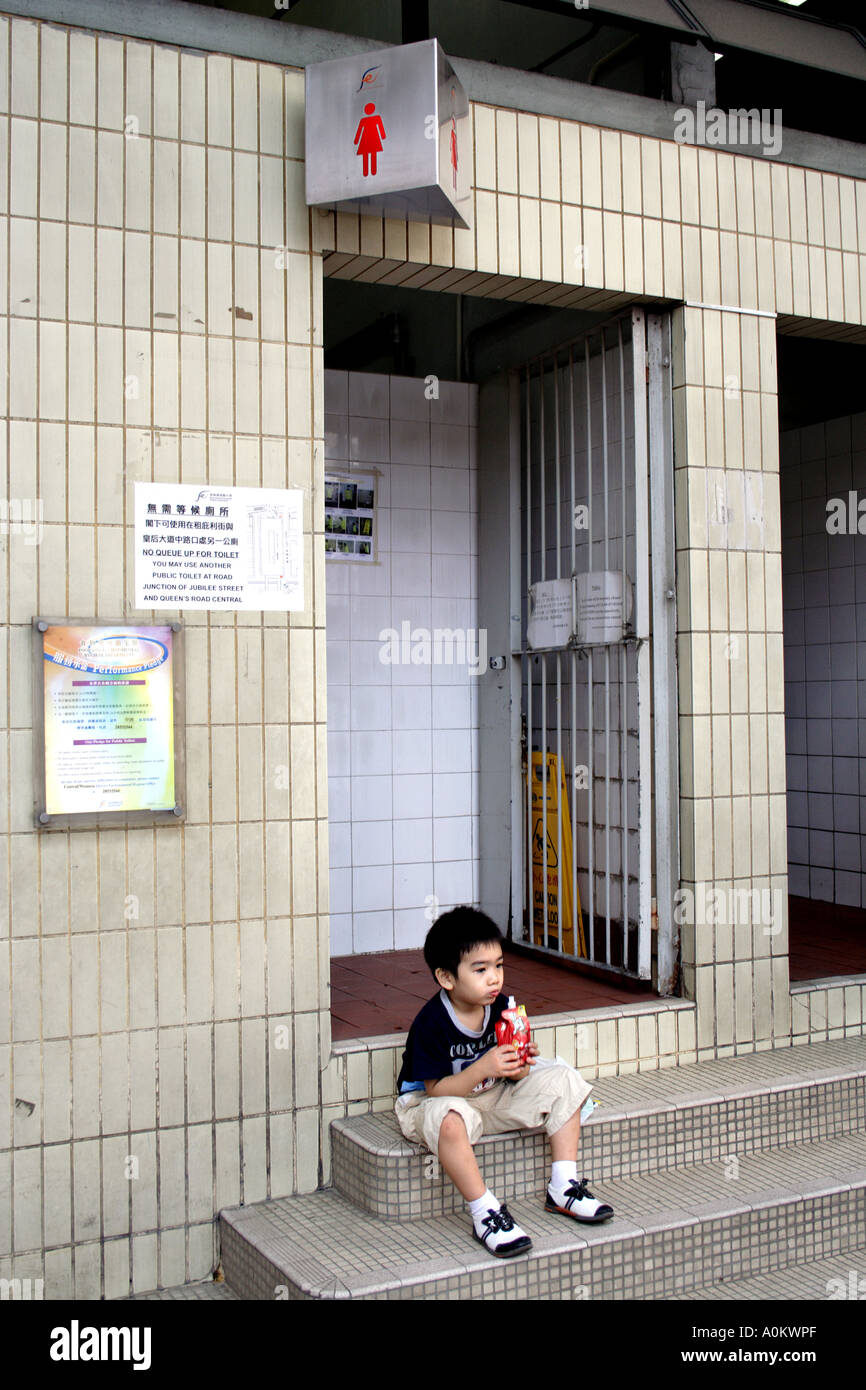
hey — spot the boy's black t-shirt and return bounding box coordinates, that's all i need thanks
[397,990,510,1094]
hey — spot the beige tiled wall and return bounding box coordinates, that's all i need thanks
[0,17,327,1299]
[317,104,866,331]
[672,304,791,1055]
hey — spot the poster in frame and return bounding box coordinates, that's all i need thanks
[32,618,186,831]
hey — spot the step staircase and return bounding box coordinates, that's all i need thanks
[215,1037,866,1300]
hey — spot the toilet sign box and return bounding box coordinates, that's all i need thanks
[305,38,471,229]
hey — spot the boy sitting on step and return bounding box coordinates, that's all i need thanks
[395,905,614,1258]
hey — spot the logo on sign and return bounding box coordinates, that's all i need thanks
[357,65,380,92]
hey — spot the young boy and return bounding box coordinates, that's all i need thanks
[395,905,614,1257]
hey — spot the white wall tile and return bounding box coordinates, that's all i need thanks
[431,468,470,511]
[394,862,434,911]
[349,417,390,463]
[432,686,471,729]
[353,866,393,912]
[434,859,475,905]
[393,909,427,950]
[392,686,432,731]
[393,818,433,865]
[391,418,430,466]
[352,911,394,954]
[349,372,389,419]
[431,422,470,469]
[390,376,429,421]
[351,730,393,776]
[393,729,432,775]
[433,773,473,818]
[329,914,353,956]
[433,816,474,862]
[351,820,393,868]
[432,510,471,554]
[390,466,431,510]
[350,775,393,822]
[432,730,473,774]
[393,774,433,820]
[349,594,392,640]
[432,554,471,597]
[391,552,432,597]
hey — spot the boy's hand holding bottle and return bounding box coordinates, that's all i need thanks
[484,1043,535,1080]
[494,998,536,1081]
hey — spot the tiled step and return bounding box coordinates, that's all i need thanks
[332,1038,866,1220]
[127,1246,866,1303]
[122,1279,240,1301]
[659,1248,866,1301]
[219,1129,866,1300]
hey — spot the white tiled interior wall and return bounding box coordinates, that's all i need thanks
[781,410,866,907]
[324,371,480,954]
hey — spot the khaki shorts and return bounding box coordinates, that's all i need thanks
[394,1060,592,1155]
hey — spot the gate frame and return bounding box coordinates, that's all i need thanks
[497,306,680,993]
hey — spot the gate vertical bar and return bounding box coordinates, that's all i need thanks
[568,347,579,959]
[618,320,629,968]
[509,371,524,946]
[584,334,595,961]
[525,363,533,952]
[631,308,652,978]
[648,313,680,992]
[554,359,563,954]
[601,328,611,964]
[539,361,549,949]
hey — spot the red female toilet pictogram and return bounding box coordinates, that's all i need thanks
[450,116,458,189]
[354,103,386,177]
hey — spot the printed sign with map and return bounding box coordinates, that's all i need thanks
[135,483,304,611]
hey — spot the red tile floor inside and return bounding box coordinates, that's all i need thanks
[788,895,866,981]
[330,941,656,1042]
[331,895,866,1042]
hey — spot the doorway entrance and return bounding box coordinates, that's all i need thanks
[323,280,672,1038]
[779,333,866,982]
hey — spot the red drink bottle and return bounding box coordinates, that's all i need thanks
[495,996,531,1065]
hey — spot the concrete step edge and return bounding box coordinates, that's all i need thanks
[218,1134,866,1301]
[334,1068,866,1159]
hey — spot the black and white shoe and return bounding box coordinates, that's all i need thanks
[545,1177,614,1223]
[472,1203,533,1258]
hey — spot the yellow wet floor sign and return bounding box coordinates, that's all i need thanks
[528,751,586,957]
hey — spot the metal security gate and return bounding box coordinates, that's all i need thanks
[509,309,678,986]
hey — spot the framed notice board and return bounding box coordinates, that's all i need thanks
[32,618,186,830]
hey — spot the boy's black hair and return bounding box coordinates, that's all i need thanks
[423,906,503,979]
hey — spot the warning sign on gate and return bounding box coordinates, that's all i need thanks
[527,752,586,957]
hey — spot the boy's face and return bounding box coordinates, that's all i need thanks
[436,941,504,1010]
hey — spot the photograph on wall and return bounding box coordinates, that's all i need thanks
[325,471,377,562]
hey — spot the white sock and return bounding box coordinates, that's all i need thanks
[469,1189,500,1228]
[550,1160,578,1196]
[469,1191,531,1253]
